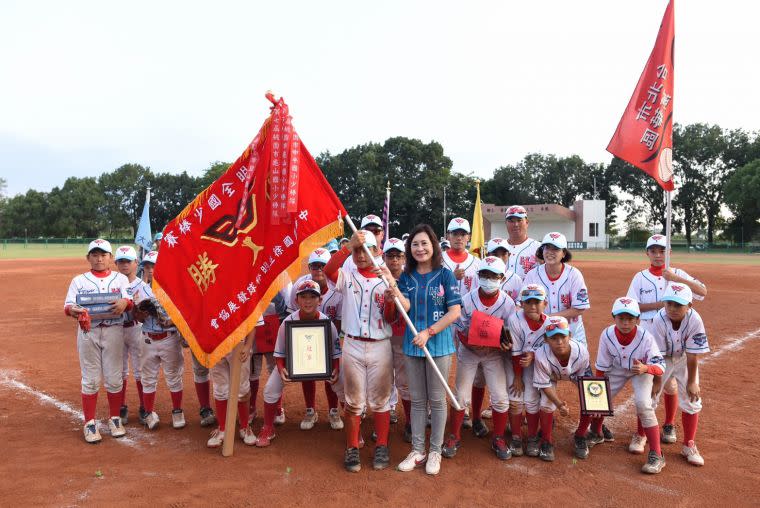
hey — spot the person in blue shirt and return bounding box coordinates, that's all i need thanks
[387,223,461,476]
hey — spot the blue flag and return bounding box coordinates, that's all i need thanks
[135,188,152,251]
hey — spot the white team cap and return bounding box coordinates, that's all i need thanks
[142,250,159,264]
[541,232,568,250]
[360,214,383,229]
[114,245,137,261]
[478,256,506,275]
[519,283,547,302]
[646,234,668,249]
[383,238,405,253]
[611,297,641,317]
[487,237,508,254]
[447,217,471,233]
[662,284,693,306]
[505,205,528,219]
[545,316,570,337]
[359,230,377,249]
[154,232,163,241]
[295,279,321,296]
[308,248,331,265]
[87,239,112,254]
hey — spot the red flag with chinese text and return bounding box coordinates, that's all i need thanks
[607,0,674,191]
[152,95,346,367]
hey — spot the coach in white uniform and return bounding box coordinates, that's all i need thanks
[503,206,542,279]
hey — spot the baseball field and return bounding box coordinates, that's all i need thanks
[2,252,759,507]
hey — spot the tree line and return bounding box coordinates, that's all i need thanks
[0,123,758,245]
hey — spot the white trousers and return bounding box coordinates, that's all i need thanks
[140,332,184,394]
[78,325,125,394]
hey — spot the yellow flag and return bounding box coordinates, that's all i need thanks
[470,180,485,258]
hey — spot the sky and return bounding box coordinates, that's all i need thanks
[1,0,757,198]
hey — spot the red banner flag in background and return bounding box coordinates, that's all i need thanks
[153,94,346,367]
[607,0,675,191]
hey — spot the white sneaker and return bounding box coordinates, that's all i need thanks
[207,428,225,448]
[145,411,160,430]
[682,440,704,466]
[274,407,286,426]
[84,419,102,444]
[108,417,126,438]
[628,433,647,454]
[300,408,318,430]
[171,409,186,429]
[397,450,427,472]
[328,408,344,430]
[239,426,257,446]
[425,451,442,475]
[481,408,493,419]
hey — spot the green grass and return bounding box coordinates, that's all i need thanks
[573,249,760,265]
[0,243,89,259]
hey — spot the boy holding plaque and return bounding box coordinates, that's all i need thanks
[64,239,133,444]
[592,297,666,474]
[442,256,516,461]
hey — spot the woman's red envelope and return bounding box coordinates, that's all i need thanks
[467,310,504,348]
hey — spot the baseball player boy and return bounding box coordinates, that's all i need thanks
[627,234,707,444]
[591,297,667,474]
[114,245,146,425]
[190,351,217,428]
[443,256,516,461]
[532,316,593,461]
[506,284,550,457]
[650,284,708,466]
[341,215,386,271]
[254,280,341,448]
[64,239,133,443]
[502,206,542,279]
[132,251,186,431]
[325,231,396,472]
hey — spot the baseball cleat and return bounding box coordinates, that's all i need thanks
[373,445,390,470]
[206,429,224,448]
[138,406,148,425]
[256,426,276,447]
[574,435,589,459]
[171,409,186,429]
[328,408,344,430]
[509,436,524,457]
[462,407,473,429]
[682,440,704,466]
[199,407,217,428]
[481,408,493,419]
[641,451,666,474]
[273,407,286,426]
[397,450,426,472]
[661,424,677,444]
[145,411,160,430]
[492,436,512,461]
[442,434,461,458]
[239,426,257,446]
[586,430,604,448]
[539,441,555,462]
[526,436,541,457]
[602,424,615,442]
[300,408,318,430]
[389,408,399,425]
[425,451,442,475]
[344,447,361,473]
[119,405,129,426]
[628,433,647,454]
[84,419,102,444]
[472,419,489,438]
[108,417,126,438]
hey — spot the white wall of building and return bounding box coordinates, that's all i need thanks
[577,199,607,248]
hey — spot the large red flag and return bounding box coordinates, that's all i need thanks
[607,0,675,191]
[152,94,347,367]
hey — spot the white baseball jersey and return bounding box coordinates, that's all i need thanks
[650,308,709,358]
[442,250,479,296]
[341,254,385,272]
[288,274,343,321]
[505,238,541,279]
[627,267,704,321]
[132,282,177,334]
[522,264,590,341]
[533,340,590,389]
[64,270,132,326]
[123,277,145,323]
[455,288,516,341]
[274,310,341,359]
[335,266,391,339]
[595,325,664,373]
[508,310,548,355]
[500,270,523,302]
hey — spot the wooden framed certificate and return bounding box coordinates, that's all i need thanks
[577,376,614,416]
[285,319,332,381]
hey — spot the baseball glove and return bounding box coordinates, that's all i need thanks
[137,298,173,327]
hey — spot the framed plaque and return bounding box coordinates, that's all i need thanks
[577,376,614,416]
[285,319,332,381]
[76,293,122,320]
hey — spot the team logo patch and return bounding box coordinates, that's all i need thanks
[670,284,685,293]
[455,218,464,225]
[577,289,589,304]
[692,333,707,347]
[550,233,561,240]
[619,298,632,305]
[464,275,473,291]
[519,255,536,273]
[652,235,664,241]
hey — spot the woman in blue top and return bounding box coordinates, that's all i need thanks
[388,223,461,476]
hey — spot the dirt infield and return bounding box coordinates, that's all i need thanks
[2,257,759,507]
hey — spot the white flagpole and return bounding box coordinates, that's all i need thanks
[344,215,462,411]
[664,190,672,269]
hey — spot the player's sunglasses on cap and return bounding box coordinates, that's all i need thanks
[505,206,528,219]
[295,280,321,296]
[519,285,546,302]
[545,317,570,337]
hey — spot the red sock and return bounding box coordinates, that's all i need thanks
[681,411,699,444]
[194,381,211,408]
[277,396,283,414]
[576,414,592,437]
[374,411,391,446]
[471,386,486,420]
[539,410,554,444]
[643,425,662,455]
[664,392,678,425]
[302,381,316,410]
[170,390,183,411]
[135,379,145,407]
[591,416,604,434]
[637,416,646,437]
[237,400,250,428]
[106,391,121,417]
[401,399,411,424]
[120,379,128,406]
[450,408,465,440]
[345,414,361,448]
[263,401,278,430]
[143,391,156,413]
[510,412,524,438]
[492,410,508,437]
[215,399,228,431]
[82,393,98,422]
[249,379,259,413]
[526,412,540,438]
[325,382,339,410]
